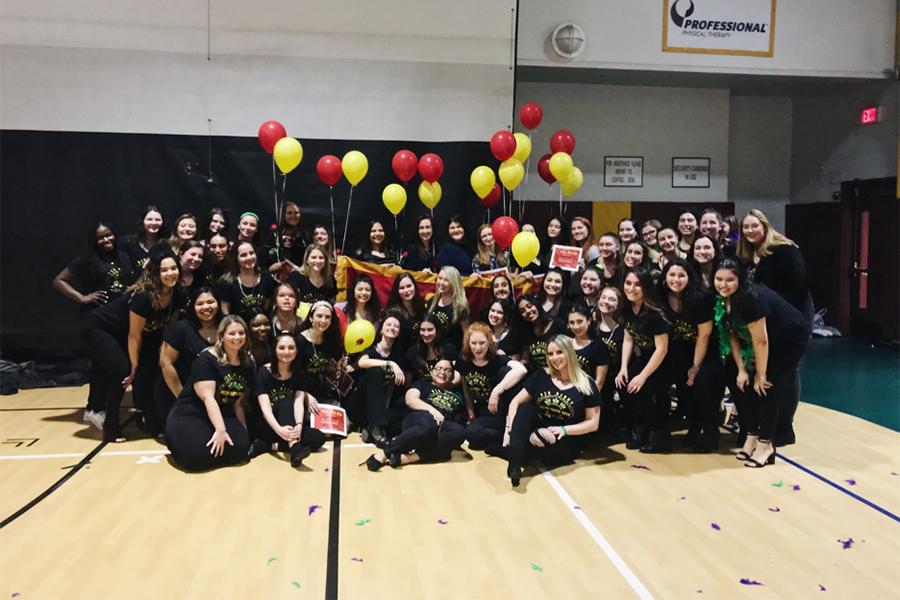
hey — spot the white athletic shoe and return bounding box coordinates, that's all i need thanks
[83,410,106,430]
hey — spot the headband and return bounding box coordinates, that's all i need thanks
[240,211,259,222]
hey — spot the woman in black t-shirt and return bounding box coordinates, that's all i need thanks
[615,268,671,453]
[658,259,722,452]
[486,300,517,357]
[427,266,470,349]
[594,285,626,433]
[403,315,457,385]
[384,272,428,354]
[503,335,602,486]
[362,359,466,470]
[165,315,254,471]
[347,311,407,447]
[220,241,277,321]
[53,222,134,427]
[354,220,399,265]
[713,260,810,468]
[248,334,326,467]
[203,231,230,288]
[343,274,381,325]
[178,240,207,301]
[120,205,164,273]
[157,287,219,430]
[400,215,436,272]
[270,282,303,337]
[538,269,571,323]
[296,302,345,405]
[459,323,528,451]
[567,304,609,391]
[287,244,337,303]
[515,295,567,371]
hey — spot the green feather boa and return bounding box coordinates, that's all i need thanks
[714,295,755,370]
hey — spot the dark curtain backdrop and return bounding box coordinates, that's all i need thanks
[0,130,501,361]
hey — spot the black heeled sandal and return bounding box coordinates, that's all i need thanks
[388,452,402,469]
[745,444,776,468]
[360,454,387,472]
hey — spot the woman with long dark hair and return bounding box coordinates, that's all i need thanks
[436,215,473,275]
[385,271,427,352]
[615,268,671,453]
[296,301,345,405]
[502,335,602,486]
[165,315,254,471]
[567,304,609,391]
[403,314,457,385]
[157,287,220,429]
[595,286,625,414]
[121,205,165,272]
[220,241,276,321]
[203,231,230,286]
[343,274,381,324]
[689,234,722,291]
[486,299,517,357]
[268,201,307,271]
[515,295,566,371]
[204,207,228,239]
[401,215,436,272]
[53,222,135,428]
[677,210,698,254]
[355,220,398,265]
[658,258,722,452]
[537,268,570,322]
[540,216,568,269]
[713,259,809,467]
[178,240,206,299]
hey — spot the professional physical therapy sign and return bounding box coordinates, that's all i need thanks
[662,0,776,57]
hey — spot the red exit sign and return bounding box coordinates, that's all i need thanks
[860,106,881,125]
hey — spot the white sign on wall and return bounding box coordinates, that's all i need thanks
[672,157,711,188]
[604,156,644,187]
[662,0,776,57]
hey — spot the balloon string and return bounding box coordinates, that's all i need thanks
[558,186,563,219]
[329,186,336,245]
[272,157,280,254]
[341,185,354,254]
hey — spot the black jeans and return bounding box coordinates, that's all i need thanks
[506,403,583,471]
[248,396,327,452]
[619,359,669,438]
[385,411,465,462]
[464,370,523,450]
[346,368,404,432]
[165,400,250,472]
[81,318,129,440]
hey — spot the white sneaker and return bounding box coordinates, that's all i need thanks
[83,410,105,430]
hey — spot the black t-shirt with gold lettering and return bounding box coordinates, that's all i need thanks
[622,306,671,365]
[287,272,336,304]
[574,339,609,376]
[179,350,254,418]
[457,355,511,415]
[663,291,715,367]
[67,251,134,313]
[596,325,624,371]
[223,275,277,322]
[524,370,601,427]
[412,381,465,421]
[130,290,183,342]
[404,342,458,384]
[522,320,567,371]
[163,319,213,386]
[253,365,305,409]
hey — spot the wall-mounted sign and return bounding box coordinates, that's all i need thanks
[672,157,710,188]
[662,0,776,57]
[604,156,643,187]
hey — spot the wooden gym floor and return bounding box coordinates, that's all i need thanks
[0,385,898,599]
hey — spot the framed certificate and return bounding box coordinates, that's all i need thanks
[310,405,348,437]
[549,245,584,272]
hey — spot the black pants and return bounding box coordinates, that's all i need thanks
[346,368,406,434]
[134,335,164,434]
[154,378,179,438]
[619,359,669,438]
[165,400,250,472]
[464,370,523,450]
[81,319,129,440]
[730,334,808,442]
[248,397,327,452]
[672,355,724,433]
[385,411,466,462]
[507,403,583,470]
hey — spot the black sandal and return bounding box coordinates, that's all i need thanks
[360,454,386,472]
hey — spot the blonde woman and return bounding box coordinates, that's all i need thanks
[165,315,254,471]
[471,223,509,273]
[428,266,470,347]
[502,335,602,487]
[288,244,336,303]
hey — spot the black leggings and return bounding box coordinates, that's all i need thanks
[731,335,809,442]
[165,400,250,472]
[464,371,523,450]
[507,403,583,470]
[619,359,669,436]
[81,319,129,440]
[346,368,405,433]
[671,355,724,433]
[385,411,466,462]
[248,397,327,452]
[134,335,164,434]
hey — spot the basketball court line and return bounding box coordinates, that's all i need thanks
[0,449,171,461]
[325,438,342,600]
[540,466,656,600]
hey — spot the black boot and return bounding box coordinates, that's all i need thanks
[641,430,671,454]
[682,427,701,448]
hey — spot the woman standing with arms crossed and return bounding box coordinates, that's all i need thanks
[166,315,254,471]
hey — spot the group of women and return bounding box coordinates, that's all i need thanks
[54,202,811,483]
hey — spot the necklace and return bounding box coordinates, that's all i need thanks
[238,273,261,298]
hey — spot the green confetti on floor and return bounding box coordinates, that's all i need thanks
[355,518,372,526]
[292,581,301,589]
[266,557,278,565]
[771,481,784,487]
[531,563,544,572]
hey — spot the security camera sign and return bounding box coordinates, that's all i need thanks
[663,0,776,57]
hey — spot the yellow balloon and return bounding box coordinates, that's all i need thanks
[470,165,496,199]
[511,231,540,267]
[273,137,303,174]
[418,181,442,209]
[342,150,369,186]
[561,166,584,197]
[382,183,407,215]
[512,132,532,163]
[549,152,573,182]
[345,319,376,354]
[499,158,525,191]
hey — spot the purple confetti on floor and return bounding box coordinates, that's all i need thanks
[792,485,801,491]
[844,479,856,486]
[768,507,781,512]
[739,578,764,586]
[711,523,721,531]
[631,464,652,471]
[838,538,854,549]
[308,504,322,516]
[818,584,827,591]
[437,519,448,525]
[351,557,364,562]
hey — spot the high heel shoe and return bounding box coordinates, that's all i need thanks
[745,443,776,468]
[507,464,521,487]
[360,454,386,472]
[735,434,758,461]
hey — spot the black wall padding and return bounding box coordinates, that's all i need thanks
[0,130,496,361]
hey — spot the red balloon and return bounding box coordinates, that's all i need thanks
[479,183,501,209]
[392,150,418,183]
[258,120,286,154]
[334,305,348,337]
[316,155,343,186]
[537,153,556,185]
[519,103,543,130]
[549,129,576,155]
[492,216,519,251]
[490,130,517,162]
[418,153,444,183]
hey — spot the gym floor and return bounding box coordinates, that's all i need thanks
[1,339,898,599]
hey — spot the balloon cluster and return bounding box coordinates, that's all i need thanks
[381,151,445,216]
[259,120,304,174]
[537,129,583,197]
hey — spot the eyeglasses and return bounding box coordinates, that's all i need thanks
[433,366,454,374]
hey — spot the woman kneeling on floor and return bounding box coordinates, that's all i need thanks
[502,335,602,487]
[363,359,466,471]
[248,333,327,467]
[166,315,253,471]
